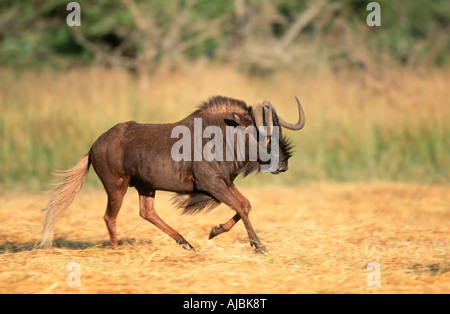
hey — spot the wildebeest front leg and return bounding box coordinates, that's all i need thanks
[209,213,240,240]
[138,191,195,251]
[207,183,267,253]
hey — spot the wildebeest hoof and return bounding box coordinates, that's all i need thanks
[209,225,223,240]
[181,243,196,251]
[255,245,269,254]
[250,241,269,254]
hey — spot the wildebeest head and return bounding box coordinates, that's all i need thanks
[232,97,305,175]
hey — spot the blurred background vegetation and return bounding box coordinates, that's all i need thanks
[1,0,449,72]
[0,0,449,190]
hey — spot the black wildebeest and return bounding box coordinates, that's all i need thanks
[39,96,305,253]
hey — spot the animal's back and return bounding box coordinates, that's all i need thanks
[90,120,195,193]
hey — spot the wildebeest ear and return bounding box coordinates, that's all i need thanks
[232,113,253,127]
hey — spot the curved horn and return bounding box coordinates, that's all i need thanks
[253,102,264,130]
[277,96,305,130]
[261,100,273,136]
[253,102,273,136]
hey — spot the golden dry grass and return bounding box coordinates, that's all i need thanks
[0,183,448,294]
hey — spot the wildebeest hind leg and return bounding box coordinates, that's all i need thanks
[138,190,195,251]
[104,184,128,248]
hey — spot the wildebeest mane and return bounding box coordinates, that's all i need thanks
[196,96,249,114]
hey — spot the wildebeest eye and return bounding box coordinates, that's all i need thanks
[231,113,252,127]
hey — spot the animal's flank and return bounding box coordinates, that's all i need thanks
[39,152,90,248]
[197,96,249,114]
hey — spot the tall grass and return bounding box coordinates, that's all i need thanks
[0,65,449,190]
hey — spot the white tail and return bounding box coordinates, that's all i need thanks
[39,153,90,248]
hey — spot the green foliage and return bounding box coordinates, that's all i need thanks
[0,0,448,68]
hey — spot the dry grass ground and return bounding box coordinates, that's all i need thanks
[0,183,448,294]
